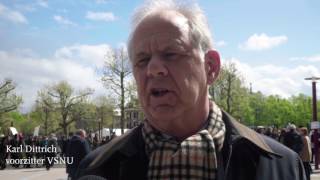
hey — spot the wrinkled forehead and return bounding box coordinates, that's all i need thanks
[129,11,190,56]
[134,11,189,35]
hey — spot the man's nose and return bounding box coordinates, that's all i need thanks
[147,56,168,77]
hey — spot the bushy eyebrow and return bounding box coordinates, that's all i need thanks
[133,52,150,61]
[159,38,192,52]
[162,45,187,52]
[132,37,191,60]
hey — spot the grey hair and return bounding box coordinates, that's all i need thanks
[127,0,213,61]
[75,129,86,137]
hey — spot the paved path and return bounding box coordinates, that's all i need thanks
[312,171,320,180]
[1,165,320,180]
[0,168,67,180]
[312,165,320,180]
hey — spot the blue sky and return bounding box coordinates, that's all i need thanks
[0,0,319,112]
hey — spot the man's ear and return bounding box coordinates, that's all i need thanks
[204,50,221,85]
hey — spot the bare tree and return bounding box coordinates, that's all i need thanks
[94,95,115,138]
[43,81,93,135]
[0,79,22,115]
[225,63,237,112]
[102,46,132,134]
[36,89,55,136]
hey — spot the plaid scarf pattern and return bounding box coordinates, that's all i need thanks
[142,102,225,180]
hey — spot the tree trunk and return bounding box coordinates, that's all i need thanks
[44,108,48,136]
[227,75,232,112]
[62,113,68,136]
[120,72,124,135]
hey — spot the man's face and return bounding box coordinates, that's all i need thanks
[131,11,216,133]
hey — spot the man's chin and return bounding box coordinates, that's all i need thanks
[149,113,174,121]
[147,106,179,120]
[147,110,180,124]
[147,119,176,134]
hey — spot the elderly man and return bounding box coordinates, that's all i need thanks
[76,1,305,180]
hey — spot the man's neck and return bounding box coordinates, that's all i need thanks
[159,99,211,140]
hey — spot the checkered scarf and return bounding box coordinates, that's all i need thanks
[142,102,225,180]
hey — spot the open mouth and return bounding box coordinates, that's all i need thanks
[150,88,169,97]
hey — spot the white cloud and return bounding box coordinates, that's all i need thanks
[37,0,48,8]
[223,58,320,98]
[0,3,28,24]
[216,40,227,47]
[14,1,48,13]
[54,44,112,68]
[0,44,114,113]
[57,9,68,13]
[95,0,109,4]
[14,4,36,12]
[86,11,116,22]
[53,15,77,26]
[290,54,320,62]
[239,33,287,51]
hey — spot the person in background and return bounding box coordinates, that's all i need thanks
[66,129,90,180]
[256,126,265,134]
[45,133,58,170]
[0,135,9,170]
[10,133,24,168]
[264,127,272,137]
[86,132,93,150]
[271,127,280,140]
[311,129,320,164]
[278,128,287,144]
[92,133,99,150]
[299,127,312,180]
[283,123,304,154]
[24,135,34,168]
[75,0,306,179]
[33,136,42,167]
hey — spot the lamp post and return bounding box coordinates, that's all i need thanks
[305,76,320,169]
[98,118,101,141]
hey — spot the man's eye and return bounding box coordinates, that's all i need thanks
[135,57,150,67]
[164,52,177,59]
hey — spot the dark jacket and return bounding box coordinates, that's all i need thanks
[66,135,91,178]
[283,130,304,154]
[76,111,306,180]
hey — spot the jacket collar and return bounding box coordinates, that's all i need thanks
[221,110,281,157]
[88,125,147,169]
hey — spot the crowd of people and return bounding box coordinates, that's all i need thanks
[0,124,317,180]
[255,124,313,180]
[0,133,59,170]
[0,130,117,172]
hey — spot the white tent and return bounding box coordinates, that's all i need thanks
[33,126,40,136]
[9,127,18,135]
[95,128,129,138]
[113,128,129,136]
[97,128,110,137]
